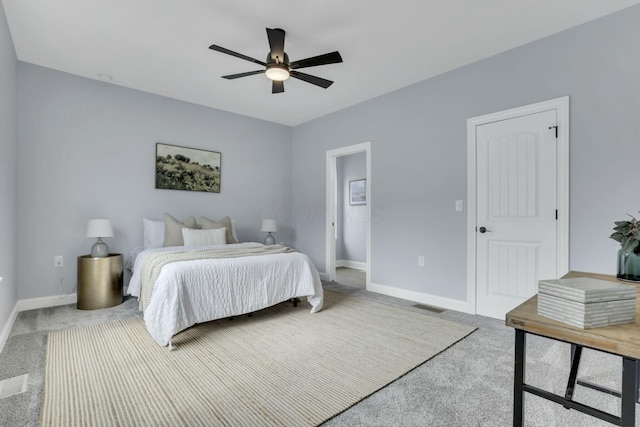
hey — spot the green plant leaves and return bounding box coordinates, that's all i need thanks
[610,231,623,243]
[611,212,640,255]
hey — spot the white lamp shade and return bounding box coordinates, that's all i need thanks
[261,219,278,233]
[86,219,114,238]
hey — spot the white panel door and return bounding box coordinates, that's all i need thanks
[476,110,558,319]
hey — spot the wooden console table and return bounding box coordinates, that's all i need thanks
[505,271,640,426]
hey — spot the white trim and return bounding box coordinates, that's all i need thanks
[0,304,19,354]
[368,282,471,314]
[466,96,570,315]
[336,260,367,270]
[326,142,371,288]
[325,153,337,281]
[0,293,78,353]
[16,293,78,312]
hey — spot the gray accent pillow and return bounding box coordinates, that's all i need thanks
[163,213,197,247]
[200,216,237,244]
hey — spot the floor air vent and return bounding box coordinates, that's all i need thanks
[412,304,444,314]
[0,374,28,399]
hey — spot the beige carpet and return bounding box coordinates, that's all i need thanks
[41,290,476,427]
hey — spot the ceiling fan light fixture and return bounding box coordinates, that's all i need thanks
[265,64,290,81]
[209,28,342,92]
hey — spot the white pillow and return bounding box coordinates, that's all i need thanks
[143,218,165,248]
[182,227,227,247]
[200,216,238,244]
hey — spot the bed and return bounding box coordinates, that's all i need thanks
[128,215,323,348]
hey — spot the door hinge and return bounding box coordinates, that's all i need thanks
[548,125,558,138]
[555,210,558,220]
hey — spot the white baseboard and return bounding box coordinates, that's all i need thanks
[0,304,19,355]
[368,282,471,313]
[319,270,470,314]
[336,260,366,270]
[16,293,78,312]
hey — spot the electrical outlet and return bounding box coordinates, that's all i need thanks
[455,200,463,212]
[418,256,425,267]
[54,256,63,268]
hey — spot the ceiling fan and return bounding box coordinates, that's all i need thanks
[209,28,343,94]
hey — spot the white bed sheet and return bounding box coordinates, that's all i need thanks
[129,242,323,346]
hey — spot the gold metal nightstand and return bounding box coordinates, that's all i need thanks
[77,253,123,310]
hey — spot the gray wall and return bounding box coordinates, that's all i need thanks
[0,4,18,334]
[336,153,366,263]
[5,4,640,311]
[17,63,292,299]
[291,5,640,301]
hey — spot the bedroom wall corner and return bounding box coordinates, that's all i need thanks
[16,63,293,301]
[0,1,19,351]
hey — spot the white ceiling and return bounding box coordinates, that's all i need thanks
[3,0,640,126]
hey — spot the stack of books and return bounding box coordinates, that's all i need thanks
[537,277,636,329]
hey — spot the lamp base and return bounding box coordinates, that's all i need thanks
[264,233,275,246]
[91,238,109,258]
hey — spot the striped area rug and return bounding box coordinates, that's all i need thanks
[41,290,476,426]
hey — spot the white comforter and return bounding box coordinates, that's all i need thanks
[129,242,323,346]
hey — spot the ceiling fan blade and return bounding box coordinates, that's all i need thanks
[266,28,286,63]
[290,70,333,88]
[289,51,343,69]
[222,70,265,80]
[272,80,284,94]
[209,44,266,66]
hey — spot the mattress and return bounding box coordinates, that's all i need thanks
[129,242,324,346]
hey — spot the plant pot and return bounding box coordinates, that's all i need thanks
[617,249,640,282]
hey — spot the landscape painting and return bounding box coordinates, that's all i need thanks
[155,143,221,193]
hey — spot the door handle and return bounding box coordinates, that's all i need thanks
[478,226,492,233]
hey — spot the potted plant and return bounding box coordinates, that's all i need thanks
[610,213,640,281]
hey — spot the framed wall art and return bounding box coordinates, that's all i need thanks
[155,143,221,193]
[349,179,366,205]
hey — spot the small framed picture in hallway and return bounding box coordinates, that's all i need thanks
[349,179,366,205]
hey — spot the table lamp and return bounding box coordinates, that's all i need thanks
[86,219,113,257]
[261,219,277,245]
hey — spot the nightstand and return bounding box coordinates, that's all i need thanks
[77,253,123,310]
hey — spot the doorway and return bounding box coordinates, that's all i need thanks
[325,142,371,287]
[467,97,569,319]
[335,152,367,288]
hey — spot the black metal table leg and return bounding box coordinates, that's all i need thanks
[564,344,583,406]
[514,329,526,427]
[571,348,640,404]
[512,329,640,425]
[636,360,640,403]
[621,357,637,426]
